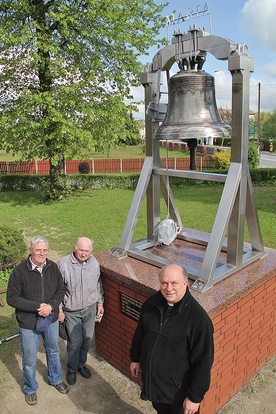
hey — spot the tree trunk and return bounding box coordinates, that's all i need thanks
[49,154,67,200]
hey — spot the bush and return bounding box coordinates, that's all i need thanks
[0,268,12,287]
[212,145,261,170]
[214,137,231,147]
[212,149,231,169]
[0,174,44,191]
[0,226,27,270]
[0,170,275,192]
[249,168,276,185]
[78,161,90,174]
[248,145,259,169]
[67,173,139,190]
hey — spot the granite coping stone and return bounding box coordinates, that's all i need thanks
[95,240,276,317]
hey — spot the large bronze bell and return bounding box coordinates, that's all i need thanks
[154,70,231,141]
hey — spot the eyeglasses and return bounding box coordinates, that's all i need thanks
[33,249,49,254]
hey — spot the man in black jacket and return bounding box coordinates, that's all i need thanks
[7,236,68,406]
[130,264,214,414]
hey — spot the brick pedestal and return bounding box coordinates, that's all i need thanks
[95,244,276,414]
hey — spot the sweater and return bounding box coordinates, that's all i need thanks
[6,256,66,329]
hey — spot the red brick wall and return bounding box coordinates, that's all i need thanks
[95,271,275,413]
[95,274,154,379]
[202,275,276,413]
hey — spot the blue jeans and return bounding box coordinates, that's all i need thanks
[64,304,96,372]
[20,320,62,395]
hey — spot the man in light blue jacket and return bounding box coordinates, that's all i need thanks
[58,237,104,385]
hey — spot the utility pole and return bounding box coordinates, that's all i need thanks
[257,82,261,147]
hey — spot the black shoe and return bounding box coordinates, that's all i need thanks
[66,371,76,385]
[51,381,69,394]
[78,365,91,379]
[25,392,37,405]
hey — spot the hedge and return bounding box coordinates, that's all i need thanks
[0,169,275,192]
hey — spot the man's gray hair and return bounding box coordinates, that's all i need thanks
[180,267,188,281]
[29,236,49,248]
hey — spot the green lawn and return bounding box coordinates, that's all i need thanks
[0,146,190,161]
[0,186,275,260]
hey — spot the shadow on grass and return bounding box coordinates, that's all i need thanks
[0,191,51,207]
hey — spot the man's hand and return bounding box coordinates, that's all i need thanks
[95,304,104,322]
[58,311,65,322]
[37,303,52,317]
[130,362,141,378]
[183,397,200,414]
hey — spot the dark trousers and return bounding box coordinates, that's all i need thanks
[152,402,184,414]
[152,402,200,414]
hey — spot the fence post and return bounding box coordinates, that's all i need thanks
[92,159,94,174]
[120,158,123,174]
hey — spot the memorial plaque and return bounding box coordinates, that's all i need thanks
[120,292,143,322]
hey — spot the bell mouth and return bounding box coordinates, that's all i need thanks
[154,70,231,141]
[155,123,231,141]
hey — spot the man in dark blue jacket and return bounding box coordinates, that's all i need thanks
[7,236,68,406]
[130,264,214,414]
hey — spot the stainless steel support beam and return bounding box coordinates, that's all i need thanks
[113,30,265,292]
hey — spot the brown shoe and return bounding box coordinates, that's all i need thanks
[25,392,37,405]
[51,381,69,394]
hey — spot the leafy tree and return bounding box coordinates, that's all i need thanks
[219,108,232,127]
[0,0,166,199]
[117,113,141,146]
[260,110,276,150]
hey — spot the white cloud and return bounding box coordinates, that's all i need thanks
[258,83,276,112]
[214,71,232,110]
[126,85,145,119]
[263,62,276,79]
[129,84,144,102]
[242,0,276,51]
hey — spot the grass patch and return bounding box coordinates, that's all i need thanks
[0,186,275,258]
[0,189,146,256]
[0,146,190,161]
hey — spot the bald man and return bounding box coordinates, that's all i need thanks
[130,264,214,414]
[58,237,104,385]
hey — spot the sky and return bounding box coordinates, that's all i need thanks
[131,0,276,119]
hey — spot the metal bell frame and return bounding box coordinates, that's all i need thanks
[113,27,265,292]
